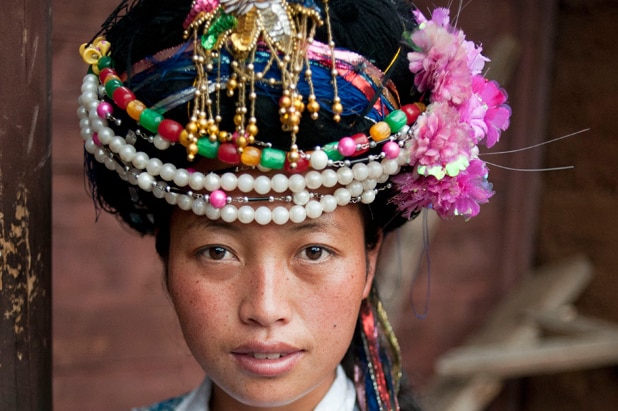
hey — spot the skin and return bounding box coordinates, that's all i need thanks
[167,205,381,411]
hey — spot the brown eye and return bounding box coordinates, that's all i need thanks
[206,246,229,260]
[303,246,329,261]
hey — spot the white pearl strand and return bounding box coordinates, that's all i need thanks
[78,74,410,224]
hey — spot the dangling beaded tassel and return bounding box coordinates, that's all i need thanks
[355,288,401,411]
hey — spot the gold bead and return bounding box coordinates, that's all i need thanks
[307,100,320,113]
[234,114,243,126]
[332,102,343,115]
[246,123,258,137]
[186,121,198,134]
[218,131,229,142]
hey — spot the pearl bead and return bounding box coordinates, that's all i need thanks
[153,182,168,199]
[272,206,290,225]
[221,205,238,223]
[160,163,177,181]
[352,163,369,181]
[119,144,136,163]
[337,167,354,185]
[177,194,193,211]
[362,179,378,190]
[154,135,171,150]
[306,200,323,219]
[84,139,97,154]
[334,188,352,206]
[173,168,190,187]
[189,172,205,191]
[238,205,255,224]
[97,127,114,145]
[132,152,149,170]
[254,175,272,195]
[309,149,328,170]
[294,190,311,206]
[109,136,124,153]
[192,198,207,216]
[382,159,400,175]
[237,174,255,193]
[204,173,221,191]
[255,206,272,225]
[137,172,154,191]
[361,190,376,204]
[205,203,222,220]
[289,205,307,223]
[305,170,323,190]
[165,191,178,205]
[367,161,383,179]
[320,195,337,213]
[271,174,289,193]
[288,174,306,193]
[321,169,338,188]
[221,172,238,191]
[347,181,364,197]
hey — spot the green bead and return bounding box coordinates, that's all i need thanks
[97,56,113,71]
[323,142,344,161]
[139,109,163,134]
[260,147,286,170]
[385,109,408,133]
[197,138,219,159]
[104,78,123,98]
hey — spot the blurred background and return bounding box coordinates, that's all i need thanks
[52,0,618,410]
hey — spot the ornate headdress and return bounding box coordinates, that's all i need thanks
[76,2,510,409]
[78,1,510,229]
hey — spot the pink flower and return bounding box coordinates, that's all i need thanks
[407,9,487,105]
[408,102,475,177]
[392,159,493,220]
[463,76,511,147]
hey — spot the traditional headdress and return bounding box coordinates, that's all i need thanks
[76,0,510,409]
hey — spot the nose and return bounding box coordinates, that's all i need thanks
[239,258,293,327]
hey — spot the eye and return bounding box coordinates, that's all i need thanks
[198,246,233,261]
[300,245,331,262]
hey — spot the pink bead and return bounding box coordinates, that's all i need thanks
[96,102,113,119]
[92,133,101,146]
[337,137,357,157]
[382,141,401,159]
[209,190,227,208]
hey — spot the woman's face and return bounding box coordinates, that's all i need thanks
[167,205,380,410]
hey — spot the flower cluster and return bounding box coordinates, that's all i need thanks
[392,8,511,220]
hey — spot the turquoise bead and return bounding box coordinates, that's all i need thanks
[323,142,344,161]
[139,109,163,134]
[384,109,408,133]
[260,147,286,170]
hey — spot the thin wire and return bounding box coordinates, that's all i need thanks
[410,209,431,319]
[484,162,575,172]
[481,128,590,156]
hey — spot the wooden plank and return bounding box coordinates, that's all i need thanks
[0,0,52,409]
[422,255,593,411]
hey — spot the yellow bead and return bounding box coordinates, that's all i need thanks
[179,130,191,147]
[126,100,146,121]
[241,146,262,167]
[369,121,392,142]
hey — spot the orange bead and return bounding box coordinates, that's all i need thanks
[126,100,146,121]
[240,146,261,167]
[369,121,392,142]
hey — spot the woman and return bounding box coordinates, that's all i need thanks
[76,0,510,409]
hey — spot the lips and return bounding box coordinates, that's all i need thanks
[231,341,304,377]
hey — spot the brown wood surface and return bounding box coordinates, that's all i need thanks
[0,0,53,409]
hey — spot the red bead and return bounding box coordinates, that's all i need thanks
[99,68,116,84]
[112,86,136,110]
[217,143,240,165]
[157,119,183,142]
[284,156,309,173]
[401,103,423,125]
[352,133,370,156]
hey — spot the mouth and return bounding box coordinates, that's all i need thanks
[249,352,289,360]
[231,342,304,377]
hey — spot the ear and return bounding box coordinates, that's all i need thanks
[362,230,383,299]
